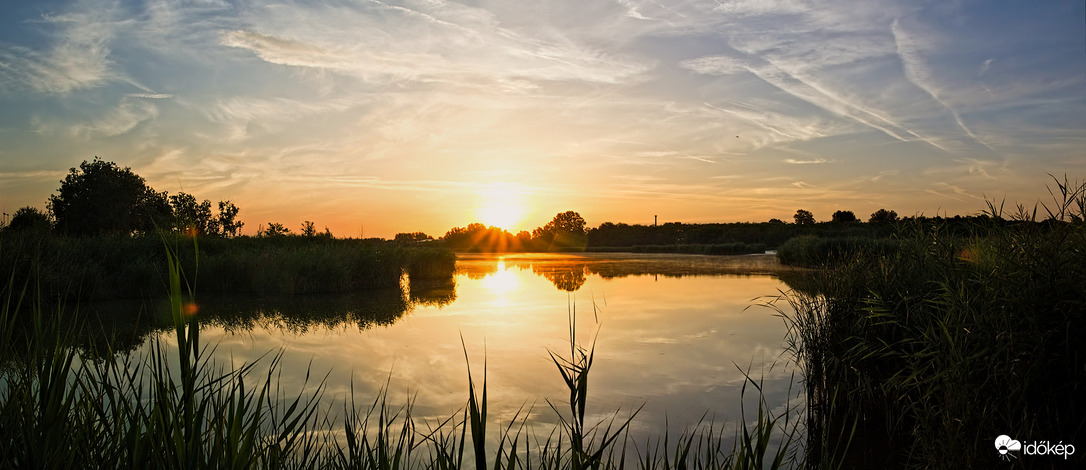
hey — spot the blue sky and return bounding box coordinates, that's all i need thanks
[1,0,1083,237]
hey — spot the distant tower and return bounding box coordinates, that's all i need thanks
[654,215,657,226]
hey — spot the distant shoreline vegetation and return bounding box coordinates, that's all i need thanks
[0,158,457,301]
[1,233,456,301]
[432,208,995,257]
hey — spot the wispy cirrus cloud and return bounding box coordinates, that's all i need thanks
[709,0,807,17]
[697,101,838,146]
[218,1,649,88]
[71,97,159,137]
[890,18,992,152]
[784,158,829,165]
[201,94,371,129]
[0,8,118,95]
[683,53,935,148]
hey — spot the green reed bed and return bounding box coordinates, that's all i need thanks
[770,177,1086,468]
[0,236,800,469]
[0,234,456,300]
[776,236,898,268]
[0,244,329,468]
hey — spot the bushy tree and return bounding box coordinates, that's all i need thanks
[301,221,317,237]
[48,158,171,236]
[794,209,815,225]
[831,210,857,223]
[869,208,899,224]
[443,223,519,251]
[169,192,216,235]
[515,230,532,248]
[217,201,244,237]
[259,222,290,237]
[5,206,52,233]
[533,211,587,250]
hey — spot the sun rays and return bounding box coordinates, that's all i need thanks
[475,183,530,232]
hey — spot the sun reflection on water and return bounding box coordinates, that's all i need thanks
[479,258,522,298]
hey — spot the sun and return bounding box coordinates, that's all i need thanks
[476,184,528,231]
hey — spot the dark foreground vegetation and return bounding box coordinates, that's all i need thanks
[770,176,1085,468]
[0,236,801,469]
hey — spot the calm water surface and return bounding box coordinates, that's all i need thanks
[131,253,801,442]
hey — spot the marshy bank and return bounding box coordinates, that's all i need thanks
[1,233,456,301]
[770,179,1086,468]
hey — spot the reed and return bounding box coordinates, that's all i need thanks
[0,235,457,301]
[770,175,1086,468]
[776,235,898,268]
[0,236,331,468]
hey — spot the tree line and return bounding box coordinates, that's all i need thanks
[433,210,589,252]
[4,158,243,238]
[1,159,343,239]
[425,207,910,253]
[4,158,965,253]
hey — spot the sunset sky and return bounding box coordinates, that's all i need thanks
[1,0,1084,238]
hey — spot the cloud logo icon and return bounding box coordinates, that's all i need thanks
[995,435,1022,460]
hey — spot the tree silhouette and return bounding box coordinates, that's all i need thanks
[301,220,317,237]
[443,223,519,251]
[48,158,171,236]
[169,192,215,235]
[395,232,432,242]
[794,209,815,225]
[217,201,244,237]
[533,210,587,250]
[5,206,51,233]
[259,222,290,237]
[831,210,857,223]
[869,208,899,224]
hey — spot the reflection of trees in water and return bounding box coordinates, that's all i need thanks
[409,279,457,307]
[201,288,411,334]
[66,279,457,359]
[458,265,498,280]
[535,266,587,292]
[457,258,588,291]
[457,254,801,293]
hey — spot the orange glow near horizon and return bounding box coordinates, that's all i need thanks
[475,183,530,233]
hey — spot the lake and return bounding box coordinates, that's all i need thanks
[112,252,802,449]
